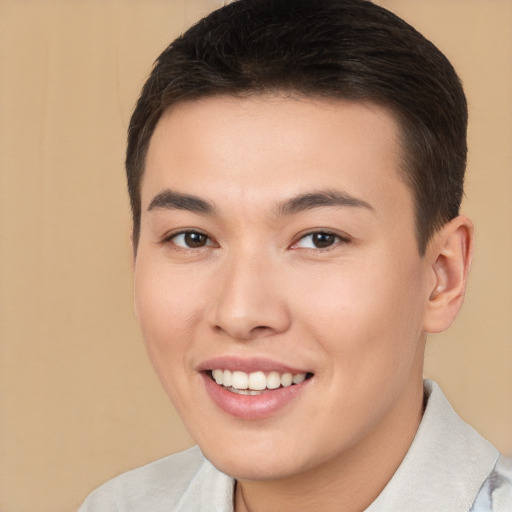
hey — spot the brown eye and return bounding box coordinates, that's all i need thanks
[311,233,337,248]
[171,231,211,248]
[294,231,343,249]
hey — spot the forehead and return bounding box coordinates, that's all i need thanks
[142,94,412,221]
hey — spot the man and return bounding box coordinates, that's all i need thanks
[80,0,512,510]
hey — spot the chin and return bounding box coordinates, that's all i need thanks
[207,452,301,482]
[197,431,325,483]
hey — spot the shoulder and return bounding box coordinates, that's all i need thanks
[79,446,208,512]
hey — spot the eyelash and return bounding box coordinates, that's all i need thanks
[291,230,350,251]
[162,230,216,250]
[162,229,350,251]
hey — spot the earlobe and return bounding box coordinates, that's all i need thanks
[423,216,474,334]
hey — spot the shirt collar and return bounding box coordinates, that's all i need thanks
[366,380,499,512]
[174,455,235,512]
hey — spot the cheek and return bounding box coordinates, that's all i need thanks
[133,260,212,422]
[133,258,203,373]
[293,255,425,365]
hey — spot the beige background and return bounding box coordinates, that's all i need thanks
[0,1,510,511]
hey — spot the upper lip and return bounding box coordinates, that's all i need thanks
[197,356,312,375]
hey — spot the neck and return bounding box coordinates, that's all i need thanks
[235,379,425,512]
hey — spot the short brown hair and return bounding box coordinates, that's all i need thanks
[127,0,467,255]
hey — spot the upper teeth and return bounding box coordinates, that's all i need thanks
[211,369,306,391]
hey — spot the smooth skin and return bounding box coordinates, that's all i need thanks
[133,95,473,512]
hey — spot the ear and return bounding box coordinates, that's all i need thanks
[423,215,474,334]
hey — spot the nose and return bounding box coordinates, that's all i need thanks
[206,252,291,341]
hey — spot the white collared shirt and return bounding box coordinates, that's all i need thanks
[79,380,512,511]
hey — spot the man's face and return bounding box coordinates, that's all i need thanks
[134,95,433,481]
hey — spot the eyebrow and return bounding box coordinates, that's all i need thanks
[276,189,374,217]
[147,188,373,218]
[147,190,216,214]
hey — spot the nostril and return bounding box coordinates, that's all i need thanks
[252,325,274,335]
[211,322,277,341]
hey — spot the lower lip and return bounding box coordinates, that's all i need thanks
[201,372,311,420]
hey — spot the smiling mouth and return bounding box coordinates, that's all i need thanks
[208,369,314,395]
